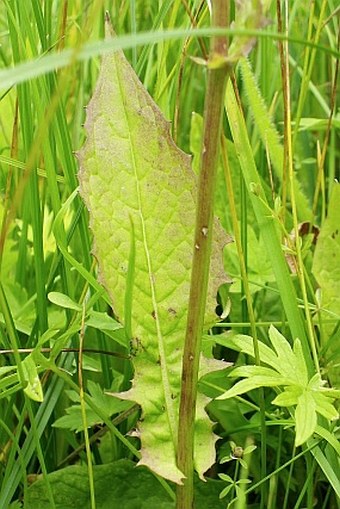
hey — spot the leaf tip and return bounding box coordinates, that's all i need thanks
[104,10,118,40]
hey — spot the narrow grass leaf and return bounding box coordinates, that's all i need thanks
[314,425,340,457]
[0,373,20,396]
[312,183,340,385]
[224,81,312,373]
[309,440,340,499]
[0,366,17,376]
[1,27,338,92]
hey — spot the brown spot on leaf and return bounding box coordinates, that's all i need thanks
[168,307,177,317]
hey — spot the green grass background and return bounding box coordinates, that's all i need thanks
[0,1,339,508]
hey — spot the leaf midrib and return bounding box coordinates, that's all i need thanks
[114,53,178,448]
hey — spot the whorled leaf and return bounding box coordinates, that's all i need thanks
[78,33,227,482]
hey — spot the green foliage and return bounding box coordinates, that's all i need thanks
[53,381,134,432]
[239,57,312,222]
[21,354,43,402]
[25,459,225,509]
[8,502,23,509]
[78,28,226,483]
[216,326,339,446]
[0,365,20,399]
[312,183,340,385]
[218,474,251,501]
[227,0,272,62]
[223,225,275,293]
[0,1,339,508]
[47,292,83,312]
[220,441,257,470]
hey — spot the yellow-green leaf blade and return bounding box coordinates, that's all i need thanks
[295,391,317,446]
[78,43,226,483]
[22,355,43,403]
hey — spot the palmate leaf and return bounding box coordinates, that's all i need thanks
[312,392,339,421]
[268,327,308,385]
[78,31,227,482]
[212,332,280,369]
[272,386,302,407]
[216,326,339,446]
[213,327,308,384]
[216,373,291,400]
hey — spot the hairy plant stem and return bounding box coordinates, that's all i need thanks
[176,1,230,507]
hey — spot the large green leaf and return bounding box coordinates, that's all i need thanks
[78,38,226,482]
[24,459,226,509]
